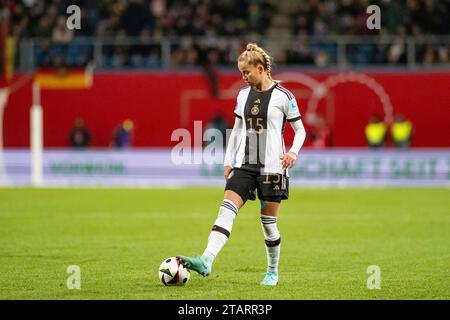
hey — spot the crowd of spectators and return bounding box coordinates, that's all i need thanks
[6,0,450,69]
[280,0,449,66]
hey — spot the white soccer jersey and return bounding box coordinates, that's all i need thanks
[227,82,301,175]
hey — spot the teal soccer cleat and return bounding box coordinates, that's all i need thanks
[178,255,212,277]
[260,271,278,286]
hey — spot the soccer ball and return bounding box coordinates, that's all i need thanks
[158,256,190,286]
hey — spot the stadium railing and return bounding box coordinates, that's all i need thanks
[18,35,450,71]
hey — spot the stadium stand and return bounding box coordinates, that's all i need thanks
[6,0,450,70]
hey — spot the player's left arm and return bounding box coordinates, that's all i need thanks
[281,96,306,169]
[281,119,306,169]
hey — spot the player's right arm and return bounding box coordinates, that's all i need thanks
[224,116,243,180]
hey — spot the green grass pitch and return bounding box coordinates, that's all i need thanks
[0,187,449,300]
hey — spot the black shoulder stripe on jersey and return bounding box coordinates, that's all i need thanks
[278,85,294,99]
[287,116,301,122]
[234,112,242,119]
[275,86,291,100]
[277,86,294,100]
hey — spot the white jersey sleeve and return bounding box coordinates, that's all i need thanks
[233,92,243,119]
[284,96,301,122]
[224,89,248,166]
[224,117,243,167]
[288,118,306,155]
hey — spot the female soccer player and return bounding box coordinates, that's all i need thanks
[180,43,306,286]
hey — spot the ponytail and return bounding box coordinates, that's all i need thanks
[238,43,279,82]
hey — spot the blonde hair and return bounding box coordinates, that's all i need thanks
[237,43,276,81]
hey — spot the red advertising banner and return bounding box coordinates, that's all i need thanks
[3,71,450,148]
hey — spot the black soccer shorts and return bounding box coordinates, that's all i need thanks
[225,167,289,204]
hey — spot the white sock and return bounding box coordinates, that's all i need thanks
[260,215,281,273]
[202,200,238,263]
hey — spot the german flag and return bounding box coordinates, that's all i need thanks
[34,65,93,90]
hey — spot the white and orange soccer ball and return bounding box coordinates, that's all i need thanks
[158,256,190,286]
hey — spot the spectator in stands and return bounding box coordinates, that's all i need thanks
[121,0,152,36]
[111,119,134,148]
[171,37,198,67]
[390,114,413,148]
[286,34,315,65]
[51,15,74,67]
[8,0,450,69]
[52,15,74,44]
[69,118,91,149]
[314,50,329,68]
[438,45,449,64]
[422,44,437,66]
[197,39,220,98]
[34,15,52,38]
[386,36,407,64]
[365,115,387,149]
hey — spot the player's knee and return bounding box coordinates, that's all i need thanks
[224,190,244,209]
[261,201,280,216]
[214,200,238,233]
[260,215,280,241]
[218,199,238,219]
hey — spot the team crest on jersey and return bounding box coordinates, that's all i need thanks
[251,105,260,115]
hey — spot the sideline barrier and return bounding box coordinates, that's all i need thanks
[1,148,449,187]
